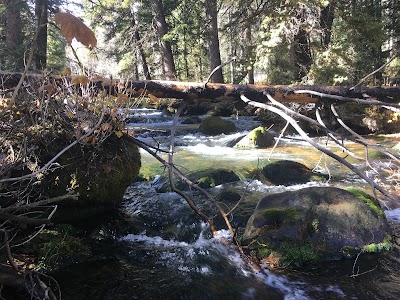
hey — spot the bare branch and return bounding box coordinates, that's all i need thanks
[240,94,399,204]
[294,89,400,109]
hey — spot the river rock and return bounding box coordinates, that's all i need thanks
[153,169,240,193]
[259,160,328,185]
[241,187,390,265]
[198,116,237,135]
[234,126,275,149]
[41,134,141,223]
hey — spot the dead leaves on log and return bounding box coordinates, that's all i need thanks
[54,12,97,49]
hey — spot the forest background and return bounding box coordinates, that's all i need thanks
[2,0,400,86]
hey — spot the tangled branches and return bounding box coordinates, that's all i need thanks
[0,72,137,298]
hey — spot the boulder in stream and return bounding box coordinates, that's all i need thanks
[258,160,328,185]
[198,116,237,135]
[233,126,275,149]
[241,187,391,265]
[41,134,141,223]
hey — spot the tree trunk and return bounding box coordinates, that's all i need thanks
[154,0,176,80]
[131,13,151,80]
[205,0,224,83]
[3,73,400,105]
[320,2,335,49]
[294,27,312,80]
[2,0,24,70]
[34,0,48,70]
[244,21,254,84]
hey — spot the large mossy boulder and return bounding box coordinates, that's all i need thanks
[241,187,390,266]
[198,116,237,136]
[42,134,141,222]
[259,160,328,185]
[153,169,240,192]
[234,127,275,149]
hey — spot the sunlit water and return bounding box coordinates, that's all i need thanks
[70,110,400,299]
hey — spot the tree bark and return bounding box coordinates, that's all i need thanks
[131,12,151,80]
[205,0,224,83]
[3,73,400,105]
[243,21,254,84]
[34,0,48,70]
[320,2,334,49]
[2,0,24,70]
[294,27,312,80]
[154,0,177,80]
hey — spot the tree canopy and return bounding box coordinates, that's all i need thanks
[1,0,399,85]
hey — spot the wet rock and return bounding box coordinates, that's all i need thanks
[181,116,202,124]
[41,134,141,223]
[258,160,328,185]
[153,169,240,193]
[198,116,237,136]
[234,126,275,149]
[241,187,390,265]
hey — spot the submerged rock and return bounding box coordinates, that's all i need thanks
[153,169,240,193]
[234,126,275,149]
[198,116,237,135]
[258,160,328,185]
[241,187,390,265]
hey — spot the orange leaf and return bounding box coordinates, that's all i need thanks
[116,93,129,105]
[148,93,160,103]
[60,67,72,76]
[115,131,123,138]
[38,84,57,95]
[101,123,113,132]
[55,12,97,49]
[71,75,89,85]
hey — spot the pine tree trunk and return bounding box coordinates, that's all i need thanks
[34,0,48,70]
[131,13,151,80]
[244,21,254,84]
[205,0,224,83]
[154,0,176,80]
[3,0,24,70]
[320,3,334,49]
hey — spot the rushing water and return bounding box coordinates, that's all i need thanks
[57,109,400,299]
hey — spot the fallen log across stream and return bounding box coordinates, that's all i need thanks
[1,72,400,106]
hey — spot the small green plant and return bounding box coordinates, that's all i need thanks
[362,234,393,253]
[278,240,321,265]
[37,225,91,270]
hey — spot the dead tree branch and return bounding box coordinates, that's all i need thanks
[240,94,399,206]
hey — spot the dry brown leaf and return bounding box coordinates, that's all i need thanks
[148,93,160,103]
[38,84,57,95]
[115,131,123,138]
[55,12,97,48]
[60,67,72,76]
[71,75,89,85]
[116,93,129,105]
[101,122,113,132]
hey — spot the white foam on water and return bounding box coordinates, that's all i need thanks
[256,269,346,300]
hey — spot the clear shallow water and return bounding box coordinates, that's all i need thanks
[94,110,400,299]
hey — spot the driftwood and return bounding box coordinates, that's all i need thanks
[1,72,400,105]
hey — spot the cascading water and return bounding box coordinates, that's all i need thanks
[111,109,400,299]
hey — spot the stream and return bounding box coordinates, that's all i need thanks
[57,109,400,299]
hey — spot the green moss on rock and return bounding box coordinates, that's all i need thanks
[41,134,141,222]
[345,188,385,218]
[234,126,275,149]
